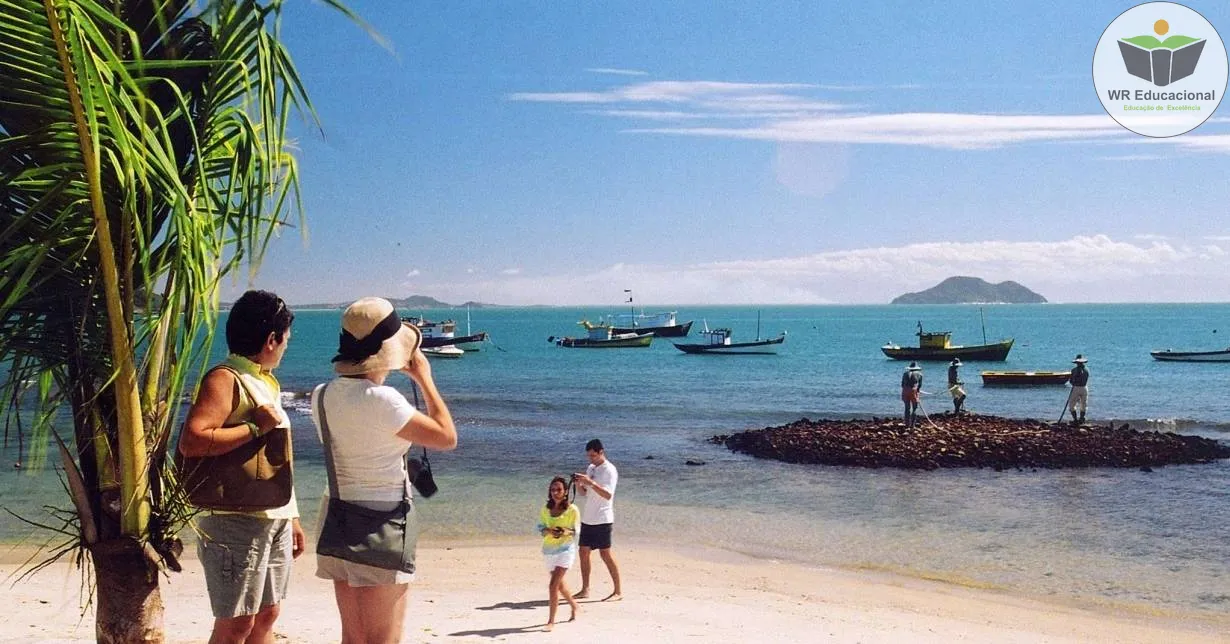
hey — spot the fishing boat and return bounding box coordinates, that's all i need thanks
[550,322,654,348]
[602,289,693,337]
[881,320,1013,361]
[981,371,1070,385]
[455,307,487,352]
[404,315,488,349]
[672,313,786,355]
[1150,348,1230,362]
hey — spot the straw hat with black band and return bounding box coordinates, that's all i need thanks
[332,297,423,376]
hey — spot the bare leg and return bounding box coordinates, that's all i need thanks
[599,548,622,600]
[576,545,592,598]
[334,580,409,644]
[245,604,280,644]
[209,615,256,644]
[555,569,579,621]
[546,569,563,630]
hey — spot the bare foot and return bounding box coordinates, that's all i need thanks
[569,605,578,621]
[574,589,589,599]
[544,622,554,632]
[602,592,622,602]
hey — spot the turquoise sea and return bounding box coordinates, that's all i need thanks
[3,304,1230,616]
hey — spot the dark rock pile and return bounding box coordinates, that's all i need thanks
[710,413,1230,470]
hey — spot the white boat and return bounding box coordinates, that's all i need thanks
[1150,348,1230,362]
[600,289,693,337]
[422,345,464,359]
[405,315,488,350]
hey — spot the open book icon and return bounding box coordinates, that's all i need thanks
[1118,35,1207,86]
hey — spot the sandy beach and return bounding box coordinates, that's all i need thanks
[3,538,1227,643]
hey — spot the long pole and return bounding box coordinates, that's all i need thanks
[756,310,762,341]
[980,307,987,345]
[625,289,634,327]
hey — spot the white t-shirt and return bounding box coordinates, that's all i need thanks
[312,378,417,502]
[581,460,618,525]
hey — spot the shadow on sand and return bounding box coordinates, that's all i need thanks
[448,625,545,637]
[475,599,548,611]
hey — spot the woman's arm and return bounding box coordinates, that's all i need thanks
[179,369,279,457]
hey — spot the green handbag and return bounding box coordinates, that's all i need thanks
[315,383,417,573]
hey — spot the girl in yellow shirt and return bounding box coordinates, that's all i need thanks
[536,476,579,630]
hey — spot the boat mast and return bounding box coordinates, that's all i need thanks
[756,310,762,341]
[980,307,987,345]
[625,289,634,328]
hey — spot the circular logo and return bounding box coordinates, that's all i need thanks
[1093,2,1228,137]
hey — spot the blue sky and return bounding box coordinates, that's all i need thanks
[231,1,1230,305]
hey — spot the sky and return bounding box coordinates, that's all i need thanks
[227,0,1230,306]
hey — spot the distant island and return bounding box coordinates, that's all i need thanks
[224,295,499,310]
[891,277,1046,305]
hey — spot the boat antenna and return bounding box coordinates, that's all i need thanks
[756,310,762,341]
[980,307,987,345]
[624,289,634,327]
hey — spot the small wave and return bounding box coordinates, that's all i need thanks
[1113,417,1230,433]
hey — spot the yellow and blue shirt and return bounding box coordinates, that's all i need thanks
[537,504,579,555]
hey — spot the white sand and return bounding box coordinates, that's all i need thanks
[3,538,1227,643]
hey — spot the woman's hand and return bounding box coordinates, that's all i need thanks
[402,349,432,384]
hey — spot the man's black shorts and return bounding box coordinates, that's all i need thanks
[579,522,613,549]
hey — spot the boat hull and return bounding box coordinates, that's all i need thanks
[673,335,785,355]
[881,339,1014,361]
[981,371,1070,385]
[1151,349,1230,362]
[555,333,654,348]
[611,320,693,337]
[421,331,488,349]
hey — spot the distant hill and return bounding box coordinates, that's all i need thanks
[891,277,1046,304]
[282,295,500,310]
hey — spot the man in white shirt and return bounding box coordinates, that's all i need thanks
[573,438,622,601]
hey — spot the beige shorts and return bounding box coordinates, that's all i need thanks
[314,495,416,587]
[196,514,293,618]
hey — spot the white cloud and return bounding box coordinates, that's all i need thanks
[511,77,1230,152]
[634,113,1127,150]
[404,235,1230,305]
[405,269,421,277]
[1099,154,1167,161]
[585,67,649,76]
[501,268,521,275]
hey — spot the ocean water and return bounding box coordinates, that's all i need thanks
[3,304,1230,615]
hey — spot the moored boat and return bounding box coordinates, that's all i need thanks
[550,322,654,348]
[882,322,1013,361]
[602,289,693,337]
[673,328,786,354]
[1150,348,1230,362]
[405,315,489,349]
[672,314,785,354]
[422,345,464,359]
[981,371,1070,385]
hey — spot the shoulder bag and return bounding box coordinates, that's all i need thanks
[315,383,418,572]
[175,366,294,511]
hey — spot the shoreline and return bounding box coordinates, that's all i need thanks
[4,536,1229,643]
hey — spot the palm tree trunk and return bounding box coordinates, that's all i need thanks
[90,538,164,644]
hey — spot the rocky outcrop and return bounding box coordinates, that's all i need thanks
[711,414,1230,470]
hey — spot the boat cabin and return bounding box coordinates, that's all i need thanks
[697,328,733,346]
[586,324,614,341]
[918,330,952,349]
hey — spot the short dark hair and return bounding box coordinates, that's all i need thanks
[585,438,604,453]
[226,290,293,356]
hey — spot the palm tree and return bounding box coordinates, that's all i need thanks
[0,1,347,640]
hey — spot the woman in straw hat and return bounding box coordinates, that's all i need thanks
[310,297,458,643]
